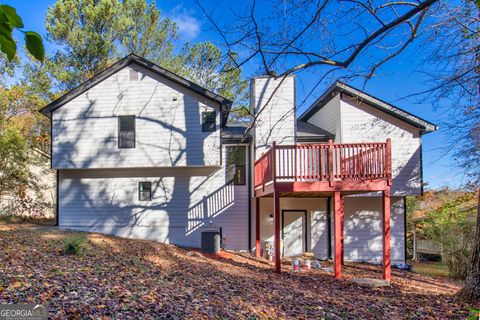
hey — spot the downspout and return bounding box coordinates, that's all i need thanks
[247,144,252,251]
[55,170,59,227]
[49,115,53,169]
[405,197,409,262]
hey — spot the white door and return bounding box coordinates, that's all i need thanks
[283,211,306,257]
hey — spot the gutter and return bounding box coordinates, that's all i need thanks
[247,144,252,251]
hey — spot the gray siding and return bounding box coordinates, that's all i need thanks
[52,64,221,169]
[306,94,341,141]
[59,146,249,250]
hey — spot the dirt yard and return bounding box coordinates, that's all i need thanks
[0,223,477,319]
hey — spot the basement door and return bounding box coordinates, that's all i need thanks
[282,210,308,257]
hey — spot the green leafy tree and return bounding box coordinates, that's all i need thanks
[43,0,247,120]
[424,193,477,278]
[0,5,44,61]
[175,42,248,120]
[0,79,48,206]
[0,126,31,192]
[0,61,52,217]
[420,0,479,302]
[120,0,177,62]
[45,0,178,90]
[45,0,129,90]
[0,79,48,148]
[0,3,46,214]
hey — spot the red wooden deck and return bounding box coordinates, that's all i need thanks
[254,140,392,281]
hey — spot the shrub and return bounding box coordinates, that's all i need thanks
[62,234,87,255]
[422,192,477,279]
[435,220,475,278]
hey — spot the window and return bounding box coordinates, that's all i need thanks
[118,116,135,148]
[129,69,138,81]
[227,146,246,185]
[202,111,216,132]
[139,182,152,201]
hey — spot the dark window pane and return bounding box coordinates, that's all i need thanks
[226,146,246,185]
[139,182,151,192]
[139,182,152,201]
[139,192,150,201]
[119,132,135,148]
[202,111,216,132]
[118,116,135,148]
[119,116,135,132]
[227,146,246,165]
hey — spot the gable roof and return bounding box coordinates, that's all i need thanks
[299,81,438,133]
[39,54,233,126]
[296,120,334,142]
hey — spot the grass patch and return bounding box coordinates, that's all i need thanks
[409,260,450,277]
[62,234,88,255]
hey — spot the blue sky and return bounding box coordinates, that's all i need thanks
[5,0,464,189]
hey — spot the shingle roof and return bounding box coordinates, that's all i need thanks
[221,122,252,143]
[296,120,334,142]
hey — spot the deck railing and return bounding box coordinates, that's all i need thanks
[254,140,392,190]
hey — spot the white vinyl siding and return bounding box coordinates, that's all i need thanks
[256,198,329,258]
[339,97,422,196]
[254,196,405,265]
[58,146,250,250]
[251,76,296,158]
[303,93,422,196]
[343,196,405,265]
[52,64,221,169]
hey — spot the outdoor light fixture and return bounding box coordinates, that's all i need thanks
[268,214,274,223]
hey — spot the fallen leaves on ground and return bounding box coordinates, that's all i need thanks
[0,223,477,319]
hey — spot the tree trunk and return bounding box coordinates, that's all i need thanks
[457,190,480,303]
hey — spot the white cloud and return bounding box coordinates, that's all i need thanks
[171,5,201,40]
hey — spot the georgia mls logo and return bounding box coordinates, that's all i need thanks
[31,305,47,319]
[0,304,48,320]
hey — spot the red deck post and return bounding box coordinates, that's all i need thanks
[274,191,281,273]
[255,197,261,258]
[340,193,345,266]
[271,141,281,273]
[382,188,391,281]
[334,191,344,279]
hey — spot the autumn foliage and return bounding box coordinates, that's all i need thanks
[0,223,477,319]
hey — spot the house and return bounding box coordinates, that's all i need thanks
[0,147,55,218]
[40,54,437,281]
